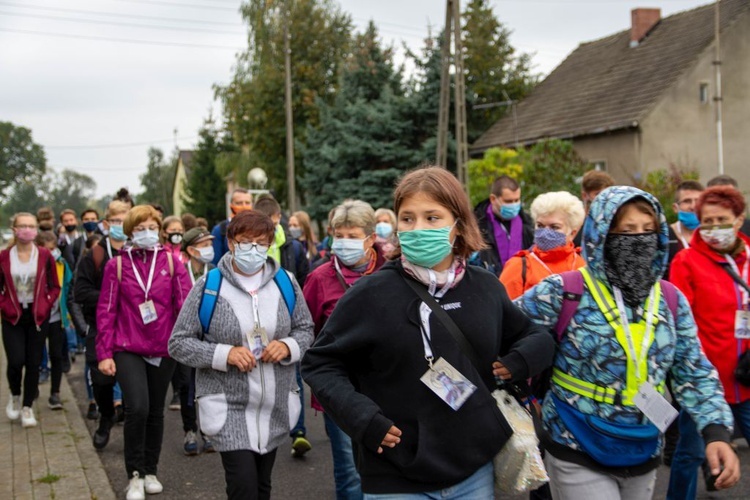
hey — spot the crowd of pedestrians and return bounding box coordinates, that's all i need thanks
[1,168,748,499]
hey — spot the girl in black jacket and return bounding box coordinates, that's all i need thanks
[302,166,555,497]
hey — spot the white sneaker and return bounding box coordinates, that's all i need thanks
[126,472,145,500]
[6,396,20,421]
[144,475,163,494]
[21,407,37,428]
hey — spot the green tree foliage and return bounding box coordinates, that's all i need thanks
[638,164,700,222]
[301,23,417,221]
[462,0,537,139]
[184,122,232,227]
[467,140,587,207]
[1,169,96,223]
[0,121,46,199]
[138,147,176,213]
[218,0,352,205]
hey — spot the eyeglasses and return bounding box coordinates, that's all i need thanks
[234,241,269,253]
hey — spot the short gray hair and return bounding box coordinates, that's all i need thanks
[331,199,376,235]
[530,191,585,231]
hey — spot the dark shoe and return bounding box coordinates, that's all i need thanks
[61,353,71,374]
[93,418,113,450]
[48,393,63,410]
[70,351,76,364]
[183,431,199,456]
[86,403,99,420]
[202,435,216,454]
[114,404,125,423]
[168,394,180,411]
[39,369,50,384]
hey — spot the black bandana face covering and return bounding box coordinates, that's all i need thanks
[604,233,659,307]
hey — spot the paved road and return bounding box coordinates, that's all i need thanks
[68,360,750,499]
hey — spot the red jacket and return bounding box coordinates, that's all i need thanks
[0,245,61,327]
[96,246,192,361]
[670,231,750,404]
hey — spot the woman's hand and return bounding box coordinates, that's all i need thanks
[705,441,741,490]
[377,425,402,454]
[227,346,257,372]
[261,340,290,364]
[492,361,512,380]
[99,358,116,377]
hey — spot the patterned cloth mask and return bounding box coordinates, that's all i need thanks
[534,228,567,251]
[604,232,659,307]
[699,224,737,251]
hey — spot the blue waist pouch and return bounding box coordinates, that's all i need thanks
[550,392,659,467]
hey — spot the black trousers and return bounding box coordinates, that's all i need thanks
[114,351,175,479]
[220,449,277,500]
[46,320,64,395]
[86,326,117,420]
[175,362,197,433]
[2,309,47,407]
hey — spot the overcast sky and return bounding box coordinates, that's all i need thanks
[0,0,708,200]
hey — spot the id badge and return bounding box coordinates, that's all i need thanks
[735,310,750,339]
[249,327,270,359]
[420,357,476,411]
[139,300,158,325]
[632,382,678,433]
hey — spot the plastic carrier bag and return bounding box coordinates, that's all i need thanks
[492,388,549,494]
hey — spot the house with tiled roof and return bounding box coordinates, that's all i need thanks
[471,0,750,188]
[172,149,194,216]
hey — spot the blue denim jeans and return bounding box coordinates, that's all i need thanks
[65,325,80,352]
[324,412,362,500]
[114,381,123,403]
[290,364,306,437]
[667,400,750,500]
[363,462,494,500]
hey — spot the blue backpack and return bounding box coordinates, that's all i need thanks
[198,267,296,336]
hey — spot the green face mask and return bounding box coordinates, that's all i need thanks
[398,225,454,269]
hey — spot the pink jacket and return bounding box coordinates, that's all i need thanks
[96,246,192,361]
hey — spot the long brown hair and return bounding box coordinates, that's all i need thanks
[392,166,486,259]
[291,210,318,259]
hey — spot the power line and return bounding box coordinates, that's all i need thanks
[0,2,240,27]
[46,136,197,150]
[0,10,245,35]
[112,0,239,12]
[0,27,241,49]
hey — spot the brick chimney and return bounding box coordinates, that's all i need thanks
[630,8,661,47]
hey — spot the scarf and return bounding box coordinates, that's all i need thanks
[486,203,522,265]
[604,233,659,307]
[401,255,466,292]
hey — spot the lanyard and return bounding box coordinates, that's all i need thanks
[528,252,576,276]
[187,260,205,287]
[127,247,159,300]
[675,223,690,249]
[612,286,658,386]
[248,291,262,330]
[725,251,750,309]
[106,238,113,259]
[419,268,456,362]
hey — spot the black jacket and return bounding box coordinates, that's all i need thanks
[472,199,534,276]
[73,237,119,327]
[301,260,555,494]
[279,235,310,287]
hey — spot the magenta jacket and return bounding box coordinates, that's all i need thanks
[0,245,61,328]
[96,246,192,361]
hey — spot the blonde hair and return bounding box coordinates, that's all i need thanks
[123,205,162,237]
[374,208,397,227]
[331,200,376,235]
[107,200,130,219]
[530,191,585,232]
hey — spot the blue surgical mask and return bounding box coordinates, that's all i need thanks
[332,238,366,267]
[195,246,215,264]
[677,211,700,230]
[83,221,99,233]
[398,225,454,269]
[132,229,159,249]
[289,227,303,240]
[500,202,521,220]
[233,245,268,275]
[375,222,393,239]
[109,224,127,241]
[534,228,568,251]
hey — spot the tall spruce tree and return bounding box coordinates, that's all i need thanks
[301,22,417,221]
[183,121,229,227]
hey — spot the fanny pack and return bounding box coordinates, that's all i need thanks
[550,392,659,467]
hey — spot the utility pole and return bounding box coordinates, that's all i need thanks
[713,0,724,175]
[436,2,452,169]
[284,0,296,211]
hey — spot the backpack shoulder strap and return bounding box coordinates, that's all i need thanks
[165,251,174,277]
[273,268,296,317]
[116,255,122,282]
[554,270,584,342]
[521,255,527,290]
[659,279,679,322]
[199,268,223,336]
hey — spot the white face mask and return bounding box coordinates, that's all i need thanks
[194,246,215,264]
[700,224,737,251]
[132,229,160,249]
[51,248,62,260]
